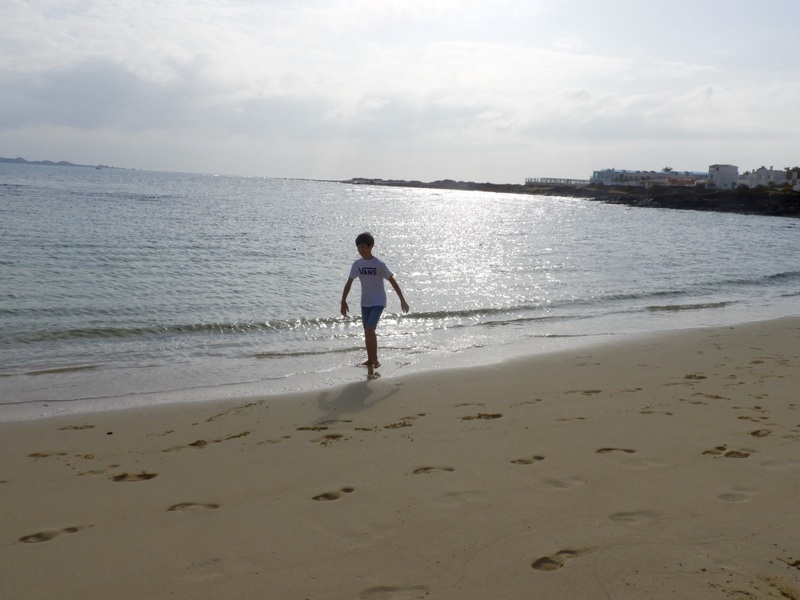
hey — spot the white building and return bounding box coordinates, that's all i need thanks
[739,166,788,188]
[590,168,706,187]
[788,168,800,192]
[590,169,665,187]
[708,164,738,189]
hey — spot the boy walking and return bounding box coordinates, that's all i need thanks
[340,232,409,370]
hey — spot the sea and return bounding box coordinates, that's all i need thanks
[2,163,798,421]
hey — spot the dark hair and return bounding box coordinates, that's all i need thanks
[355,232,374,246]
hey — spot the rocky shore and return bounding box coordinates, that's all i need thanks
[343,178,800,218]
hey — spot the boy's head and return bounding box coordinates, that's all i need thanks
[355,232,374,247]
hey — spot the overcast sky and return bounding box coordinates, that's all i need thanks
[2,0,798,182]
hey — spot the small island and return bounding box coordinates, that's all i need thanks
[0,156,115,170]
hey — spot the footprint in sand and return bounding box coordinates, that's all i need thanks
[680,398,707,406]
[204,401,258,422]
[58,424,96,430]
[511,456,546,465]
[313,487,355,501]
[313,433,347,445]
[531,547,595,571]
[28,451,68,459]
[750,429,772,438]
[596,447,636,454]
[384,414,426,430]
[19,526,86,544]
[461,413,503,421]
[541,476,586,491]
[164,431,251,452]
[413,466,455,474]
[695,392,728,400]
[724,450,751,458]
[609,509,663,523]
[702,445,751,458]
[167,502,220,511]
[684,373,707,380]
[110,472,158,482]
[257,437,290,446]
[717,487,755,503]
[78,469,108,476]
[383,421,413,430]
[359,584,430,599]
[737,415,770,423]
[511,399,542,407]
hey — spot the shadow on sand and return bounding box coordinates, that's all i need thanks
[315,375,402,424]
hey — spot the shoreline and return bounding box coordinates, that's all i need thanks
[0,331,615,423]
[342,178,800,218]
[2,302,798,423]
[2,316,799,599]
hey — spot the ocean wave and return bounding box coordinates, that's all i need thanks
[2,317,341,344]
[761,270,800,284]
[646,301,731,312]
[253,347,357,359]
[25,365,101,376]
[0,287,753,346]
[714,270,800,288]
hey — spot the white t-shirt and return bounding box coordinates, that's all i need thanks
[349,257,393,307]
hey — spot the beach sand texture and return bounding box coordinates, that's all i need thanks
[2,317,799,599]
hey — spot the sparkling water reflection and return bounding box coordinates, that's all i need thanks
[1,164,798,417]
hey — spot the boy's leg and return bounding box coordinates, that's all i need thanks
[364,326,379,367]
[360,306,384,367]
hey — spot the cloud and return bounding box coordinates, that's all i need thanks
[1,0,799,180]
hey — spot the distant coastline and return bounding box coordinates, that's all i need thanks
[4,157,796,218]
[343,178,800,218]
[0,156,118,169]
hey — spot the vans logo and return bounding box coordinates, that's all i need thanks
[359,267,378,275]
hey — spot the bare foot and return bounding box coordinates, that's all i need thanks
[359,361,381,368]
[367,364,381,379]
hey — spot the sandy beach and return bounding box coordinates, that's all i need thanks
[2,317,799,600]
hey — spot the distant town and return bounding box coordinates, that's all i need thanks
[528,164,800,192]
[348,163,800,218]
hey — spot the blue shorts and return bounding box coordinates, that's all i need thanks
[361,305,384,329]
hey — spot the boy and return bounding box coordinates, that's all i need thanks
[340,232,409,369]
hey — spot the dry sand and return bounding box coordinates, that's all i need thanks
[1,317,799,600]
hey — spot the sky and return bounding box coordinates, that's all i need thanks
[1,0,799,182]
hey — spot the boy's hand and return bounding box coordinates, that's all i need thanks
[401,300,409,313]
[340,300,349,316]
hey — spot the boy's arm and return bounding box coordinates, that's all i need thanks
[387,276,410,313]
[340,278,354,316]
